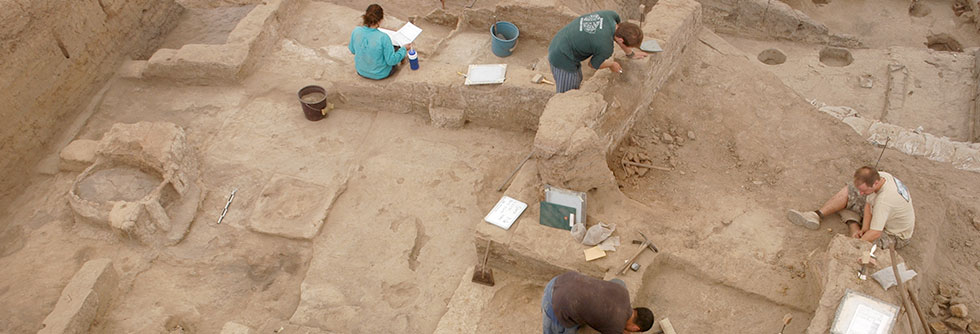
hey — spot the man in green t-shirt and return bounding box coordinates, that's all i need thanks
[547,10,647,93]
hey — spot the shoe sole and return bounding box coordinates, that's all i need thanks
[787,209,820,230]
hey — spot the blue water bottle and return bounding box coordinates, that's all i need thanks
[408,48,419,70]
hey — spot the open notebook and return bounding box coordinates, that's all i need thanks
[379,22,422,47]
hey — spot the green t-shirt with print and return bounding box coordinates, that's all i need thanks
[548,10,621,72]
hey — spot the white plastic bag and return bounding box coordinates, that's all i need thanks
[570,222,586,243]
[598,236,620,251]
[582,222,615,246]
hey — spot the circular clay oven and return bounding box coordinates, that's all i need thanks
[757,48,787,65]
[74,163,165,204]
[819,47,853,67]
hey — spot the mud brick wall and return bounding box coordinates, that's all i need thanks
[0,0,183,200]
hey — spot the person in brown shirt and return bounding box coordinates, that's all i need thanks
[541,271,655,333]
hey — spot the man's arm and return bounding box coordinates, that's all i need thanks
[598,59,622,73]
[860,202,872,234]
[862,200,892,243]
[861,229,882,243]
[617,43,648,59]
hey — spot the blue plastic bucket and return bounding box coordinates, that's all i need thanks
[490,21,519,57]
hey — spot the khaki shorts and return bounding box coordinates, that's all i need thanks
[846,183,867,216]
[875,234,911,250]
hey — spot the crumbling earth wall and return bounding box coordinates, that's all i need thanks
[0,0,183,201]
[696,0,861,47]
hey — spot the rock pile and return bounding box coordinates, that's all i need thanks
[929,283,979,334]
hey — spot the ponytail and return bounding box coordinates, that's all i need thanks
[363,4,384,26]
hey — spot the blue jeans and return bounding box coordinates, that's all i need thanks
[542,277,579,334]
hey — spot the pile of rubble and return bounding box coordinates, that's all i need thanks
[929,283,980,334]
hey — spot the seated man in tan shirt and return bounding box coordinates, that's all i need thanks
[787,166,915,249]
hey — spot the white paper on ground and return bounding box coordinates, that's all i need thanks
[484,195,527,230]
[830,289,898,334]
[465,64,508,85]
[379,22,422,46]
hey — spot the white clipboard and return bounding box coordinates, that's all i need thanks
[484,195,527,230]
[464,64,508,85]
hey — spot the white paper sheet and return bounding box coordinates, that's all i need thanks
[484,196,527,230]
[379,22,422,46]
[845,305,888,334]
[464,64,508,85]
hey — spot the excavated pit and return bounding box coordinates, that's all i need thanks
[908,2,931,17]
[637,256,813,333]
[156,4,257,50]
[75,165,164,203]
[926,33,964,52]
[818,46,853,67]
[757,48,787,65]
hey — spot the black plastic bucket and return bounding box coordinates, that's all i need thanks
[297,85,327,121]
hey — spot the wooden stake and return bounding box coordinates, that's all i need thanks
[907,285,933,334]
[890,247,918,334]
[622,160,672,171]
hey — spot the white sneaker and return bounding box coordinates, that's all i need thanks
[787,209,820,230]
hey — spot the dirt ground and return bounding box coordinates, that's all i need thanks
[1,0,979,333]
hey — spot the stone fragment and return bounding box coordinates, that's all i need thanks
[859,74,873,88]
[952,142,980,172]
[59,139,99,172]
[662,133,674,143]
[937,295,951,305]
[938,283,957,297]
[428,107,465,129]
[952,304,969,318]
[931,321,950,334]
[933,303,948,317]
[220,322,253,334]
[687,131,695,140]
[968,320,980,334]
[947,317,970,331]
[40,259,118,334]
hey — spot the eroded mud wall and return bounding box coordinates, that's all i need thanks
[0,0,183,200]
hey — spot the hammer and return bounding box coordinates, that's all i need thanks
[531,74,554,85]
[619,232,659,274]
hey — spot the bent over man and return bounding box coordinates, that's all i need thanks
[547,10,647,93]
[542,271,655,334]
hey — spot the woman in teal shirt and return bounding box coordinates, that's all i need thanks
[349,4,410,80]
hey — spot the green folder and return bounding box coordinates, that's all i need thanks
[539,202,576,230]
